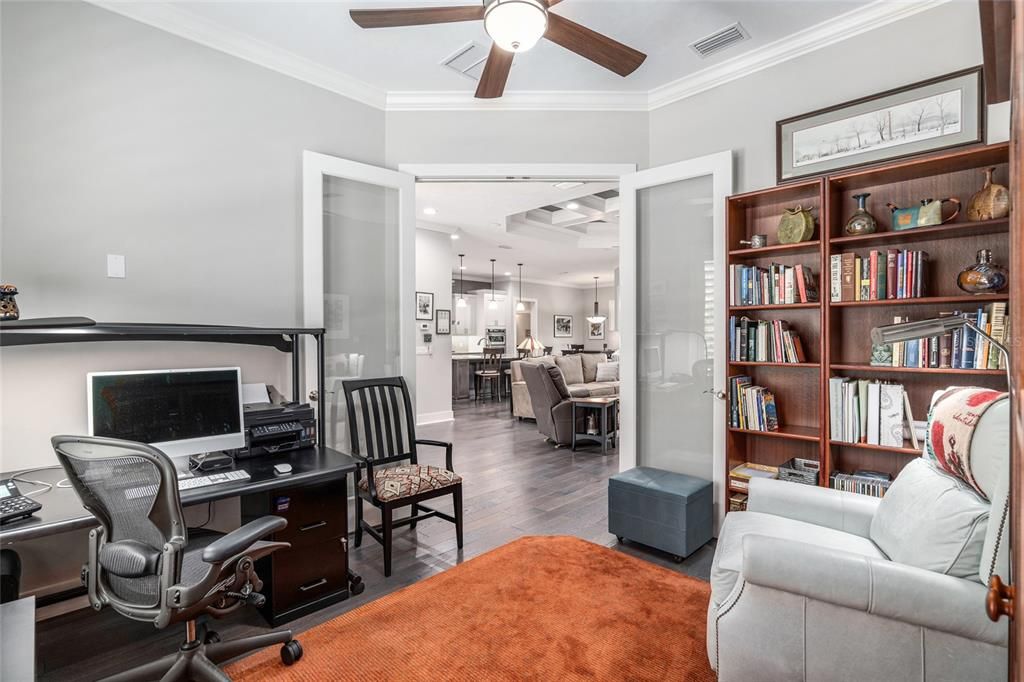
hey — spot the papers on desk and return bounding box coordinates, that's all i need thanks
[242,383,270,405]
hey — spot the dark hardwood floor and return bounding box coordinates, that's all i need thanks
[35,400,714,681]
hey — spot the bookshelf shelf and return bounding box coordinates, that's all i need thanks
[725,143,1011,511]
[728,426,820,442]
[830,362,1005,376]
[829,440,921,456]
[829,219,1009,248]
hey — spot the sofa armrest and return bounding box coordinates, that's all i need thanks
[741,534,1007,647]
[747,477,880,538]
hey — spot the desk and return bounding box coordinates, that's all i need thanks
[0,447,360,625]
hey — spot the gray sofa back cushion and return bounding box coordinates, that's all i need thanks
[595,362,619,382]
[554,354,585,385]
[546,365,571,400]
[580,353,607,383]
[870,458,989,581]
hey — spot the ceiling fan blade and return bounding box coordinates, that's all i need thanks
[544,13,646,77]
[475,43,514,99]
[546,0,566,5]
[350,6,485,29]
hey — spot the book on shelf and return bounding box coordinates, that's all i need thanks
[829,249,928,302]
[830,470,892,497]
[730,263,819,306]
[873,304,1009,370]
[729,492,748,512]
[728,376,780,432]
[829,378,906,446]
[729,316,808,363]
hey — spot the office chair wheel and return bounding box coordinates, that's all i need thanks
[204,630,221,644]
[281,639,303,666]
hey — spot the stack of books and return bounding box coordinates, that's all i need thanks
[828,378,914,448]
[829,249,928,302]
[728,462,779,491]
[830,470,892,497]
[873,303,1009,370]
[729,316,808,363]
[729,376,780,432]
[730,263,818,306]
[729,492,748,512]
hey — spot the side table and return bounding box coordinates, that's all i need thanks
[571,396,619,454]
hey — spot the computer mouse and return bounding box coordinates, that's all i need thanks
[273,463,293,475]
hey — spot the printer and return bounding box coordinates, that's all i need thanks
[240,402,316,458]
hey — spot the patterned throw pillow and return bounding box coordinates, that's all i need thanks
[595,362,619,382]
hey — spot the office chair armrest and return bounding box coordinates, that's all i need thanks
[416,439,454,471]
[201,516,287,564]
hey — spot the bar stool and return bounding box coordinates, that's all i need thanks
[475,348,503,402]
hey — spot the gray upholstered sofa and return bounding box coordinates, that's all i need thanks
[511,353,618,419]
[708,388,1009,681]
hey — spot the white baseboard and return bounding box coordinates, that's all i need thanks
[417,410,454,426]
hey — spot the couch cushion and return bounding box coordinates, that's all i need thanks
[711,511,884,606]
[568,384,592,398]
[580,353,607,383]
[554,354,585,386]
[870,458,989,581]
[595,361,619,382]
[546,365,571,400]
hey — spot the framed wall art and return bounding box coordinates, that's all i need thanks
[435,309,451,335]
[415,291,434,320]
[553,314,573,339]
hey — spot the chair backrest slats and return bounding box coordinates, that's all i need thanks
[342,377,417,465]
[387,385,406,455]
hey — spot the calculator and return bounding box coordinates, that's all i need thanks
[0,479,43,524]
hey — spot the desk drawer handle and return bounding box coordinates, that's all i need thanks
[299,578,328,592]
[299,521,327,532]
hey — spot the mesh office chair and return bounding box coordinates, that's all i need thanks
[52,435,304,682]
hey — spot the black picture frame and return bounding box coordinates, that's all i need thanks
[776,66,984,183]
[415,291,434,320]
[553,314,573,338]
[435,309,451,335]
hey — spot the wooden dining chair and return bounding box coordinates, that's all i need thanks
[474,348,503,402]
[342,377,463,577]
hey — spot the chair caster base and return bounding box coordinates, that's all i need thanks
[281,640,303,666]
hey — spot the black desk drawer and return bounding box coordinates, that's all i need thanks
[269,481,346,549]
[271,535,347,614]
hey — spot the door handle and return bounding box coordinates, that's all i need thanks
[299,578,328,592]
[299,520,328,532]
[703,389,726,400]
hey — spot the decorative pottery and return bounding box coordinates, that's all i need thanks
[844,193,878,236]
[777,206,815,244]
[0,284,19,321]
[966,167,1010,221]
[957,249,1008,294]
[739,234,768,249]
[886,198,960,230]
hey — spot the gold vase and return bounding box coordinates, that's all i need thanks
[966,167,1009,221]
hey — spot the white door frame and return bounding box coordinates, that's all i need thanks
[302,151,417,401]
[619,151,733,528]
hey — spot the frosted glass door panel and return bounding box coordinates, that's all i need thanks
[637,176,715,479]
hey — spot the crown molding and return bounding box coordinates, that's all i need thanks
[89,0,949,114]
[87,0,386,110]
[647,0,951,111]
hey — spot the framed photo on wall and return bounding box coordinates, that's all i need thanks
[588,320,605,340]
[553,314,573,338]
[435,309,451,335]
[777,67,984,183]
[415,292,434,320]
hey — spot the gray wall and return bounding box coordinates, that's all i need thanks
[1,0,386,471]
[649,0,984,193]
[414,229,454,422]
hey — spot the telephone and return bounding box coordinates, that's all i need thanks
[0,479,42,524]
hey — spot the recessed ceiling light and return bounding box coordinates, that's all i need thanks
[423,207,437,216]
[554,181,584,190]
[504,271,512,276]
[450,234,460,240]
[566,201,580,210]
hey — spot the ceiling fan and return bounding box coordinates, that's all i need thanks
[349,0,647,99]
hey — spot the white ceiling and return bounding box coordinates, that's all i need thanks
[119,0,880,107]
[416,181,620,287]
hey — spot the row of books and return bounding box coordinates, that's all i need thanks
[729,317,808,363]
[873,303,1010,370]
[828,378,915,447]
[830,470,893,498]
[730,263,819,306]
[829,249,927,302]
[729,376,779,432]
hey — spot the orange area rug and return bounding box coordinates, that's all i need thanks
[226,535,715,681]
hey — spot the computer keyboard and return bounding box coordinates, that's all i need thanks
[177,469,251,491]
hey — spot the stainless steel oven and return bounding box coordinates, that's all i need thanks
[485,327,506,347]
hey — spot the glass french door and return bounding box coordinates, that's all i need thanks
[619,152,733,530]
[302,152,416,452]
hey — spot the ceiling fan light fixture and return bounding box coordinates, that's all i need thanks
[484,0,548,53]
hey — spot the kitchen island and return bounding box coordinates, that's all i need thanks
[452,352,513,400]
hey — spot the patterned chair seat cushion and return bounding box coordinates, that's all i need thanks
[359,464,461,502]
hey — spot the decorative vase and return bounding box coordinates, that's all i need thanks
[844,193,878,235]
[0,284,19,321]
[957,249,1008,294]
[777,206,815,244]
[966,167,1010,221]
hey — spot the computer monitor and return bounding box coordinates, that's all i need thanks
[87,367,245,457]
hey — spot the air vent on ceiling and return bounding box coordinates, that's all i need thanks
[689,22,749,59]
[441,42,491,81]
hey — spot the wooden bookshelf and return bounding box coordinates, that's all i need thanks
[725,143,1011,511]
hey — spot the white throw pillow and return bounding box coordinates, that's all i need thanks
[595,362,619,382]
[869,458,989,580]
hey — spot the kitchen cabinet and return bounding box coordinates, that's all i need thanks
[452,294,475,335]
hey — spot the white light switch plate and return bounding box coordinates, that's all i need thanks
[107,254,126,278]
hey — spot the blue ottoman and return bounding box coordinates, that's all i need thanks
[608,467,713,561]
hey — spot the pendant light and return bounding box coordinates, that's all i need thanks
[456,254,467,308]
[488,259,498,310]
[516,263,526,312]
[586,276,606,324]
